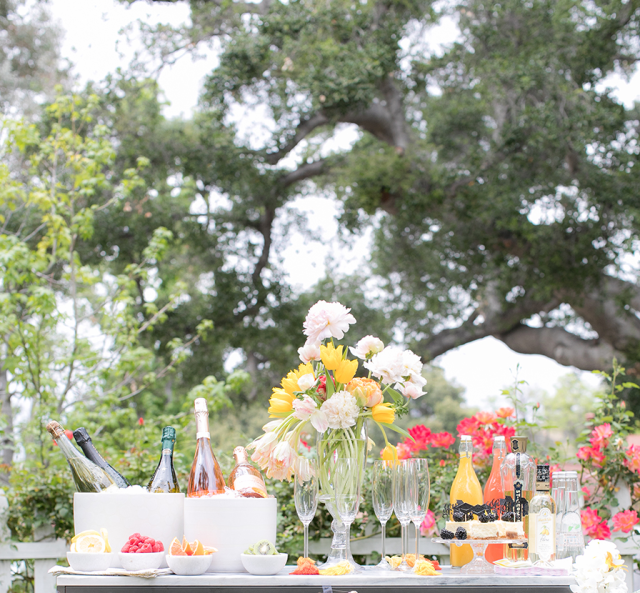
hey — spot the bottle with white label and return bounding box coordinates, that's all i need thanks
[529,464,556,564]
[557,471,585,560]
[228,446,268,498]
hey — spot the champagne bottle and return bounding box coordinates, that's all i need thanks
[47,421,116,492]
[148,426,180,493]
[187,398,226,497]
[228,446,267,498]
[73,427,131,488]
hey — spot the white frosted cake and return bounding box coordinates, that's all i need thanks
[498,520,525,539]
[468,520,499,539]
[445,520,470,533]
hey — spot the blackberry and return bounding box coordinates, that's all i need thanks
[455,527,467,540]
[489,510,498,522]
[452,510,465,522]
[479,513,490,523]
[502,512,515,522]
[440,529,454,540]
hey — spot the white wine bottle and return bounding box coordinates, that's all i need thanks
[529,464,556,564]
[47,421,116,492]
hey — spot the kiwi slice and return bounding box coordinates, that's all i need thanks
[253,539,277,555]
[243,547,254,555]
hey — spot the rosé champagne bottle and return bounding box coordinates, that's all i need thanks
[228,446,268,498]
[187,398,226,497]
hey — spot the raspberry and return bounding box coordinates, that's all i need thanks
[147,538,155,546]
[140,544,152,553]
[121,543,131,553]
[152,543,161,553]
[157,542,164,552]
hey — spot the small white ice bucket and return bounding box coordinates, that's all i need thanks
[184,497,277,573]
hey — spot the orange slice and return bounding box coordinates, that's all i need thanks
[170,537,187,556]
[182,536,194,556]
[191,540,205,556]
[203,546,217,555]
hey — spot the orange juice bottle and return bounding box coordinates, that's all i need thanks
[449,435,483,567]
[484,436,506,564]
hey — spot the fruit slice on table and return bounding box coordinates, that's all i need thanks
[75,534,105,554]
[71,530,100,544]
[170,537,187,556]
[100,529,111,553]
[191,540,205,556]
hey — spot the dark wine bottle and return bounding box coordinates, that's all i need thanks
[73,427,131,488]
[148,426,180,493]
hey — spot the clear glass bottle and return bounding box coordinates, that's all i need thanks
[187,398,226,497]
[484,436,506,564]
[228,446,267,498]
[73,427,131,488]
[529,464,556,564]
[148,426,180,493]
[47,421,116,492]
[500,435,536,561]
[449,435,483,567]
[558,471,585,560]
[551,471,566,558]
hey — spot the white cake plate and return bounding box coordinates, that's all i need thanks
[432,538,526,575]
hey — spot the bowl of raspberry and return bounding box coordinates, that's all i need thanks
[119,534,165,571]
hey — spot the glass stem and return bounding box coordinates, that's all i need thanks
[303,523,309,559]
[381,522,386,560]
[414,522,419,560]
[400,523,405,561]
[346,522,352,561]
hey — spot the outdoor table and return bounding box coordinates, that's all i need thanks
[56,566,576,593]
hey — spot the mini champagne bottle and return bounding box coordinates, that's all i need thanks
[187,398,226,497]
[73,427,131,488]
[148,426,180,493]
[228,446,267,498]
[47,421,116,492]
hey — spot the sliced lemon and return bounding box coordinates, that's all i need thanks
[70,542,77,553]
[75,533,105,554]
[71,530,100,544]
[100,528,111,553]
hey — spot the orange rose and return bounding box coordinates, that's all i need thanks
[347,377,383,407]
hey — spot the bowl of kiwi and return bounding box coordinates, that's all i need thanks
[240,540,288,575]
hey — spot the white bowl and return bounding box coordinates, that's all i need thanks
[166,553,214,575]
[67,552,112,572]
[118,552,164,571]
[240,553,288,575]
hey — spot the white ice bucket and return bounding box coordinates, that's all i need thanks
[184,497,277,573]
[74,492,184,568]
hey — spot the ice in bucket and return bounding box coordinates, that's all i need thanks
[184,496,277,573]
[74,491,184,568]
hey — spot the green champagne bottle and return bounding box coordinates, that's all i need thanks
[148,426,180,493]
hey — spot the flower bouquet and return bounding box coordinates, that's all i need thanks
[248,300,427,567]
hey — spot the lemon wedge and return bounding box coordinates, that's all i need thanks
[75,533,105,554]
[71,530,100,544]
[100,529,111,553]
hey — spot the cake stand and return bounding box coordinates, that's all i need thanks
[432,538,526,575]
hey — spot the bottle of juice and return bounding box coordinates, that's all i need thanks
[449,435,483,567]
[484,435,506,564]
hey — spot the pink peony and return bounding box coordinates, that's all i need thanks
[612,510,639,533]
[303,301,356,344]
[420,510,437,536]
[298,343,321,363]
[349,335,384,360]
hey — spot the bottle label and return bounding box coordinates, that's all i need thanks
[514,480,523,520]
[234,475,267,496]
[532,508,555,561]
[196,432,211,440]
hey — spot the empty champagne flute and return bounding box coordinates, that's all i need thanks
[333,458,361,571]
[409,458,430,570]
[294,458,319,561]
[372,460,395,571]
[393,459,416,572]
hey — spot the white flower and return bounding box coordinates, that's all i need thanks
[401,349,424,383]
[400,380,425,399]
[292,395,329,433]
[571,540,628,593]
[350,335,384,360]
[297,373,316,391]
[365,346,405,385]
[298,342,321,363]
[303,300,356,344]
[320,391,360,429]
[262,419,283,432]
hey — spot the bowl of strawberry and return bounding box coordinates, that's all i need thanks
[118,534,165,571]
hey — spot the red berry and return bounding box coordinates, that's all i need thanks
[146,538,155,546]
[121,544,131,553]
[152,543,160,553]
[157,542,164,552]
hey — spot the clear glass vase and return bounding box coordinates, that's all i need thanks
[316,422,368,570]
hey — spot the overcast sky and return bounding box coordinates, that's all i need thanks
[49,0,640,408]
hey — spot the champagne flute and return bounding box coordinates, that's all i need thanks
[372,460,395,571]
[294,458,319,560]
[409,458,430,570]
[393,459,416,572]
[333,458,361,570]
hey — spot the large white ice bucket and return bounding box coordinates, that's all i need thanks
[184,497,277,573]
[74,492,184,568]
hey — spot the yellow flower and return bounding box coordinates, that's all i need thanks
[280,363,314,396]
[268,388,295,416]
[334,358,358,384]
[372,402,395,424]
[320,343,343,371]
[380,444,398,462]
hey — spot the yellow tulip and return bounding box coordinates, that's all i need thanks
[380,444,398,462]
[281,363,314,396]
[372,402,395,424]
[334,358,358,384]
[268,394,294,416]
[320,343,343,371]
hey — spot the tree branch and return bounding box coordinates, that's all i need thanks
[495,324,619,371]
[280,159,328,188]
[265,112,330,165]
